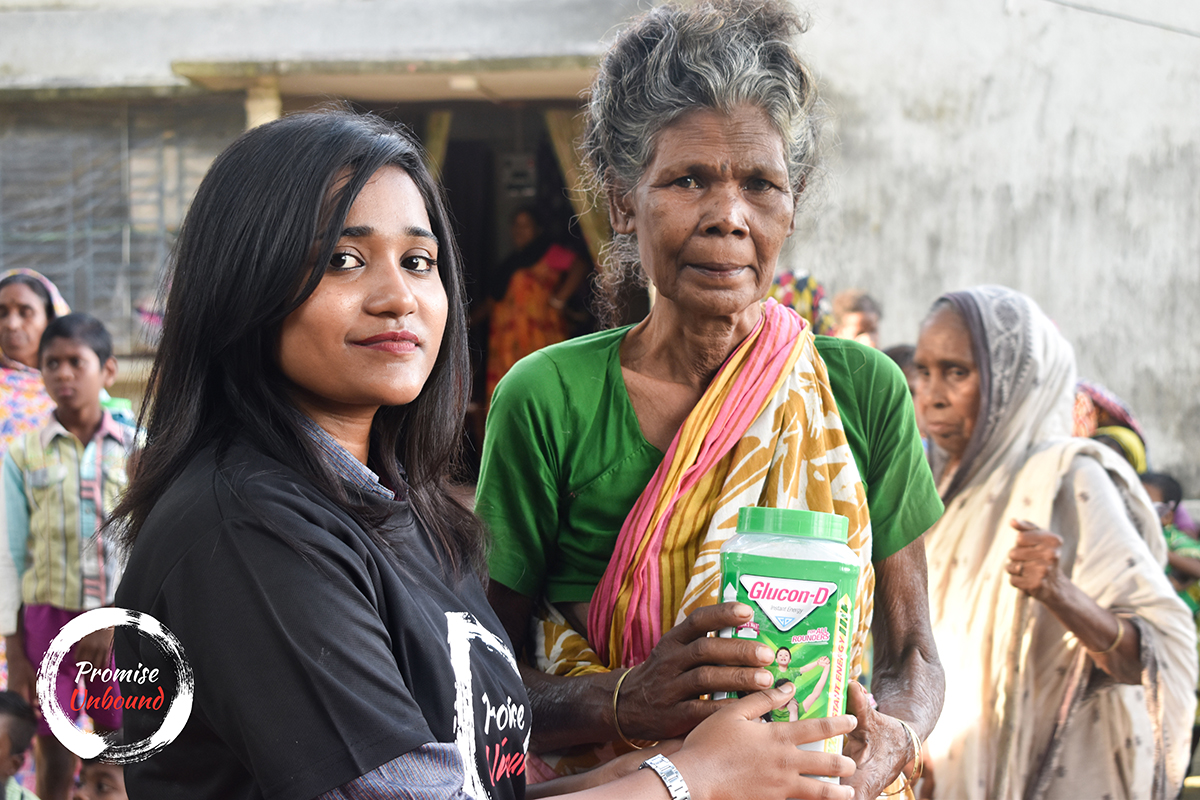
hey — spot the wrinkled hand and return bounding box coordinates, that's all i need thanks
[674,683,857,800]
[73,627,115,675]
[617,602,775,741]
[841,681,912,800]
[1007,519,1067,603]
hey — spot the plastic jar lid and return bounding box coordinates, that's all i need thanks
[736,507,850,544]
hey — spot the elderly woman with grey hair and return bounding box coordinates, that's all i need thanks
[477,2,946,798]
[914,286,1195,799]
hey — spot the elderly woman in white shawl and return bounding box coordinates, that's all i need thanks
[913,285,1196,800]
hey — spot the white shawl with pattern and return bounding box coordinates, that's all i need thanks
[923,286,1196,800]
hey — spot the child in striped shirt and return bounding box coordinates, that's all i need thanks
[0,314,134,800]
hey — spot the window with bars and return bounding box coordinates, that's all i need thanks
[0,95,245,354]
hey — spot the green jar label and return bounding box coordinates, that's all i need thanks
[720,551,859,751]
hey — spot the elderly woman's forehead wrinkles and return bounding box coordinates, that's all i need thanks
[652,106,786,164]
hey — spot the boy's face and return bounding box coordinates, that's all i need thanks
[0,720,22,783]
[837,311,880,348]
[40,338,117,415]
[74,762,127,800]
[1143,483,1176,528]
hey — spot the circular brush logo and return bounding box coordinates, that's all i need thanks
[36,607,193,763]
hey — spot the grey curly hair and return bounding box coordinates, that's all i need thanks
[583,0,821,323]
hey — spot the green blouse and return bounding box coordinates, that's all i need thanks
[477,327,942,603]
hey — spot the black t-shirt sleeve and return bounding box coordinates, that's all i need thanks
[151,511,431,800]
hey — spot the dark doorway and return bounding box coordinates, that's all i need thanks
[350,100,614,477]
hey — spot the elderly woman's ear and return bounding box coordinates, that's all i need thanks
[607,186,637,235]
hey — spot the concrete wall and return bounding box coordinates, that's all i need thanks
[0,0,637,92]
[781,0,1200,489]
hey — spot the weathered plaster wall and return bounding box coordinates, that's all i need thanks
[0,0,637,91]
[783,0,1200,488]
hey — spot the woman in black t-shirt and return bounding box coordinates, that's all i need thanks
[109,109,857,800]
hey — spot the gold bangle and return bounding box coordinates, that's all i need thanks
[1090,616,1125,656]
[899,719,923,783]
[879,720,922,796]
[612,667,658,750]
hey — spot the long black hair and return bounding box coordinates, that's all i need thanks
[110,109,484,572]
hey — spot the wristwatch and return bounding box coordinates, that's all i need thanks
[639,754,691,800]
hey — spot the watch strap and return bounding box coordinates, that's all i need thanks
[639,754,691,800]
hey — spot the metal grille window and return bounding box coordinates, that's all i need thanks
[0,95,244,354]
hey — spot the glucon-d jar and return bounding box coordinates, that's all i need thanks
[717,507,860,763]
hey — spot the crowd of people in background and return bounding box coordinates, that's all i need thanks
[0,270,136,800]
[0,2,1195,800]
